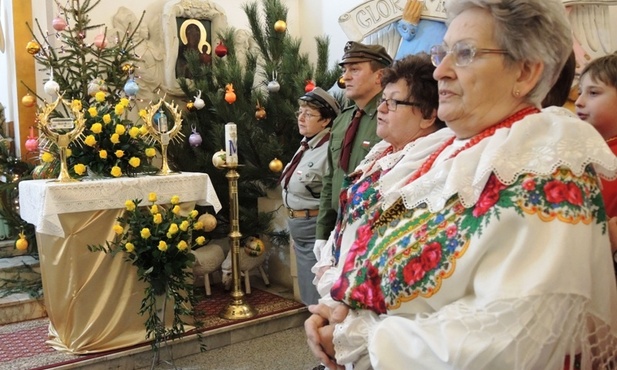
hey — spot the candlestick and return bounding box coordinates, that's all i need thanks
[225,122,238,167]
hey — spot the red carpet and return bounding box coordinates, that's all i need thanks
[0,286,305,370]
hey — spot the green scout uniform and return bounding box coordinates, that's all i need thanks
[315,94,382,240]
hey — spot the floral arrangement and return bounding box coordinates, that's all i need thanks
[67,92,158,177]
[89,192,206,347]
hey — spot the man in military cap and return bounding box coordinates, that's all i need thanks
[313,41,392,267]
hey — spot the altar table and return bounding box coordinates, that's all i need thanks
[19,172,221,354]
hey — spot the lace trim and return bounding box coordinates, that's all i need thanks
[384,107,617,212]
[335,294,617,369]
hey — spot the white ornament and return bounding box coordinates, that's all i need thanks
[194,90,205,110]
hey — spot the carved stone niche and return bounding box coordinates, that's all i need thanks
[162,0,228,96]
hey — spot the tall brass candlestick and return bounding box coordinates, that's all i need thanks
[220,164,256,320]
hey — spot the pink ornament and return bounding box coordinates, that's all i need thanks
[25,127,39,152]
[52,16,67,31]
[93,34,107,49]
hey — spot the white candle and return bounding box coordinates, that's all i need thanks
[225,122,238,166]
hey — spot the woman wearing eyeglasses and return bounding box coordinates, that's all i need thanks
[305,0,617,369]
[311,53,448,302]
[280,87,341,306]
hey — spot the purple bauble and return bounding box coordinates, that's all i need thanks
[189,131,203,147]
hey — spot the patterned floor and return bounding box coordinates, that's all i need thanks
[0,285,305,370]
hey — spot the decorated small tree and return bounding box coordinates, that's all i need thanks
[169,0,342,242]
[23,0,157,178]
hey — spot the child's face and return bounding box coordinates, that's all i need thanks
[575,73,617,140]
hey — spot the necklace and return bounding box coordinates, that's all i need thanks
[406,106,540,185]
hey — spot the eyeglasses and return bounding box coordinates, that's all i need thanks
[430,42,509,67]
[295,111,321,120]
[378,98,420,112]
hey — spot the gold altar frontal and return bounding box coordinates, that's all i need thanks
[18,172,221,354]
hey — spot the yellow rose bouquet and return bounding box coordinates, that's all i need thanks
[68,93,158,177]
[89,192,206,347]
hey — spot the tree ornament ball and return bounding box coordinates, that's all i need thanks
[26,40,41,55]
[274,20,287,33]
[123,79,139,97]
[21,94,36,107]
[93,34,108,49]
[194,97,205,110]
[269,158,283,173]
[214,40,228,57]
[267,80,280,93]
[198,213,217,232]
[305,80,316,93]
[186,101,195,111]
[52,16,67,31]
[189,130,203,147]
[337,76,346,89]
[122,64,135,75]
[44,80,60,96]
[224,85,237,104]
[15,234,28,251]
[244,236,265,257]
[212,150,227,169]
[25,136,39,152]
[255,106,266,120]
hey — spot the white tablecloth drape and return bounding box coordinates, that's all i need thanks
[19,172,221,237]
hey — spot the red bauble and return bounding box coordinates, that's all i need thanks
[305,80,316,93]
[215,41,228,58]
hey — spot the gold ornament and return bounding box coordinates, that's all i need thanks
[26,40,41,55]
[198,213,217,232]
[244,236,265,257]
[255,101,266,120]
[269,158,283,173]
[121,63,135,75]
[337,76,346,89]
[22,94,36,107]
[186,101,195,111]
[15,233,28,251]
[212,150,227,169]
[274,20,287,33]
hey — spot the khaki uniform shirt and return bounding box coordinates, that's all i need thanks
[315,94,382,240]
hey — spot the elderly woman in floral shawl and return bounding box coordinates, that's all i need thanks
[305,0,617,369]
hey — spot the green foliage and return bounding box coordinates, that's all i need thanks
[169,0,341,240]
[26,0,143,103]
[88,195,204,349]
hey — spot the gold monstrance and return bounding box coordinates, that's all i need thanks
[143,99,184,175]
[37,96,86,182]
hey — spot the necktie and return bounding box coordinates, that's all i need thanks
[279,141,309,189]
[339,109,364,172]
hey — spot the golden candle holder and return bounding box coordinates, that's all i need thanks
[37,96,86,182]
[143,99,184,175]
[220,163,256,320]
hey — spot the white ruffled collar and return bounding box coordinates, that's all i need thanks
[381,107,617,212]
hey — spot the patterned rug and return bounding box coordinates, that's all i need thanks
[0,285,305,370]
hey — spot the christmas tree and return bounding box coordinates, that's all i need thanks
[26,0,144,103]
[169,0,342,242]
